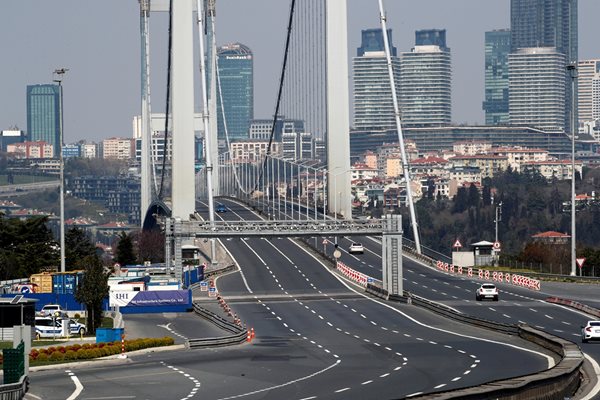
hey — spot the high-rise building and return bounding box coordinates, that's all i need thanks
[510,0,578,133]
[352,28,400,131]
[399,29,452,127]
[483,30,511,125]
[217,43,254,142]
[509,47,566,132]
[577,59,600,126]
[26,84,61,157]
[415,29,448,51]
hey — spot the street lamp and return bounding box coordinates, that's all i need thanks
[567,63,577,276]
[53,68,68,273]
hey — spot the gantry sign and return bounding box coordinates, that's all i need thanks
[165,215,403,296]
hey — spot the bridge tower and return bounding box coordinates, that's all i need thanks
[383,214,403,295]
[326,0,352,220]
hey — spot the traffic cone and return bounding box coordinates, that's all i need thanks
[251,328,255,339]
[247,329,252,342]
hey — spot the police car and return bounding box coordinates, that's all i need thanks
[34,317,86,339]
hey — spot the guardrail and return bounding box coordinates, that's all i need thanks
[546,296,600,318]
[187,303,247,349]
[0,375,28,400]
[364,285,583,399]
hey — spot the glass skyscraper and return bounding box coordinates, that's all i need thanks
[483,30,511,125]
[26,84,61,157]
[510,0,578,133]
[399,29,452,127]
[353,28,400,130]
[216,43,254,142]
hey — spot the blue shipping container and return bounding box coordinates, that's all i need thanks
[52,272,83,294]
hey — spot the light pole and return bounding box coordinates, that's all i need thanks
[494,201,502,243]
[568,63,578,276]
[53,68,68,273]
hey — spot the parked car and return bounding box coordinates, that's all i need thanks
[68,319,86,336]
[39,304,68,318]
[349,243,364,254]
[475,283,499,301]
[216,204,227,213]
[34,317,86,339]
[581,321,600,343]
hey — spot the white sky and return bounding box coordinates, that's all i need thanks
[0,0,598,142]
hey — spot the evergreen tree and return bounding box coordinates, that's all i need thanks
[75,256,109,334]
[114,232,137,266]
[65,227,98,270]
[468,184,480,208]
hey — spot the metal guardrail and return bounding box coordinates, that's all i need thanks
[187,303,247,349]
[0,375,28,400]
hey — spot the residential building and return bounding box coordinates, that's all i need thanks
[509,47,566,132]
[217,43,254,141]
[281,132,314,161]
[7,141,53,159]
[453,141,492,156]
[363,150,378,169]
[26,84,61,157]
[531,231,570,244]
[351,163,378,181]
[521,159,582,181]
[248,118,304,141]
[510,0,578,133]
[400,29,451,127]
[450,154,509,178]
[229,140,281,163]
[483,30,511,125]
[0,129,25,152]
[578,59,600,126]
[490,147,549,171]
[102,138,135,160]
[448,166,482,185]
[81,143,98,158]
[409,156,449,177]
[352,28,401,130]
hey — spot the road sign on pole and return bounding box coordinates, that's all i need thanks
[453,239,462,249]
[493,241,501,250]
[576,257,586,269]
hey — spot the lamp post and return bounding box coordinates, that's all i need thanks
[53,68,68,273]
[567,63,578,276]
[494,201,502,243]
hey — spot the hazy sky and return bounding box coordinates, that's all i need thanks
[1,1,599,143]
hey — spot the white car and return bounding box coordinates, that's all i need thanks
[581,321,600,343]
[475,283,498,301]
[39,304,68,318]
[349,243,364,254]
[34,317,86,339]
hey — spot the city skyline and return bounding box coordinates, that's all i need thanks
[1,1,599,143]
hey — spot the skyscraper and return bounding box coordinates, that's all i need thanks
[26,84,61,157]
[352,28,400,131]
[577,59,600,125]
[216,43,254,142]
[510,0,578,132]
[509,47,566,132]
[399,29,452,127]
[483,30,511,125]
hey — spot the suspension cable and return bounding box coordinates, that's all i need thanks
[158,0,174,200]
[253,0,297,193]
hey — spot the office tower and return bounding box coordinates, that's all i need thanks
[510,0,578,132]
[0,129,25,152]
[577,60,600,126]
[399,29,451,127]
[216,43,254,142]
[352,28,400,130]
[483,30,511,125]
[509,47,566,132]
[26,84,61,157]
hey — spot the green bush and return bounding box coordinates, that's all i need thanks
[49,351,64,361]
[36,353,49,362]
[64,350,78,360]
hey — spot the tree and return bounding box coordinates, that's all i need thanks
[65,227,98,270]
[136,230,165,263]
[114,232,137,266]
[75,256,109,334]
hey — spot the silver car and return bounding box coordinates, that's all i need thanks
[582,321,600,343]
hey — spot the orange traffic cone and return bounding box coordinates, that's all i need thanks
[247,329,252,342]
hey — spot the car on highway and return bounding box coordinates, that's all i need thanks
[581,321,600,343]
[216,204,227,213]
[475,283,499,301]
[348,242,364,254]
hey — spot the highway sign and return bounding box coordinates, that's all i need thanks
[576,257,586,269]
[208,287,217,297]
[493,241,501,250]
[453,239,462,248]
[200,281,208,292]
[20,286,30,294]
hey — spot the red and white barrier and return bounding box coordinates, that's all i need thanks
[435,260,540,291]
[336,261,379,287]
